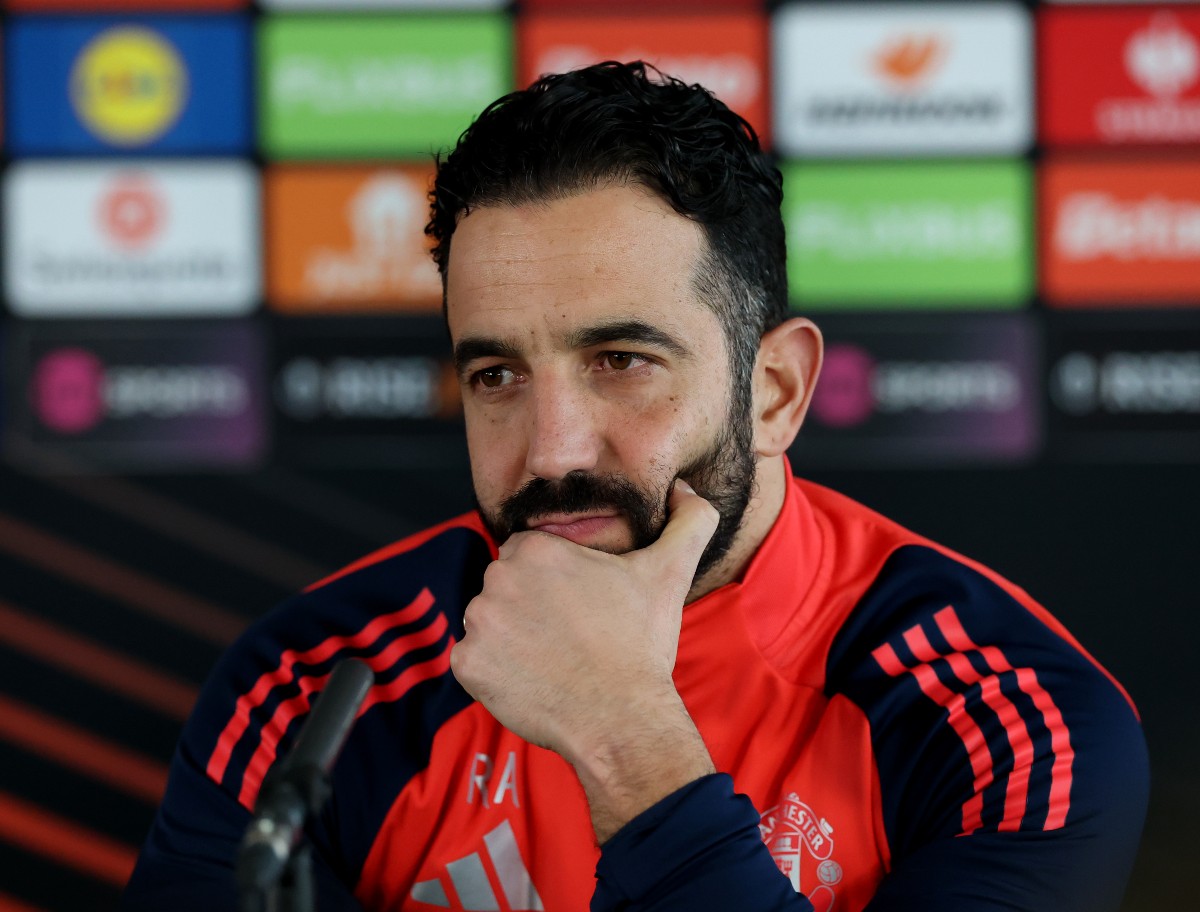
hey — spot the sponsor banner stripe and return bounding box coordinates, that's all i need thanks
[0,598,198,721]
[30,457,328,591]
[0,694,168,804]
[0,890,49,912]
[207,588,434,783]
[0,513,244,646]
[0,791,136,887]
[901,622,1034,833]
[934,607,1075,831]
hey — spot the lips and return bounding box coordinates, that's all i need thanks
[526,512,620,545]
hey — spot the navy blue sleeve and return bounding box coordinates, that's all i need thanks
[124,526,487,910]
[592,774,815,912]
[829,546,1149,912]
[123,731,362,911]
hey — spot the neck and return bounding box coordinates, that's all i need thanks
[685,455,788,603]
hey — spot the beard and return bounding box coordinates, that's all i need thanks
[476,385,757,586]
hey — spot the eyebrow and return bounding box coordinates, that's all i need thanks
[453,318,692,377]
[565,319,691,358]
[453,336,522,377]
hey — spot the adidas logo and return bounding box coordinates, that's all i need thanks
[409,819,544,911]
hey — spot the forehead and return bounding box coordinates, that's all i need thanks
[445,184,715,344]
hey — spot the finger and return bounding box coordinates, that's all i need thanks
[645,479,720,573]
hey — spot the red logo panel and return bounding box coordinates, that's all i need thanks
[1040,157,1200,307]
[1040,6,1200,146]
[517,11,769,143]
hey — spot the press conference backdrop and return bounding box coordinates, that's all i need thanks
[0,0,1196,909]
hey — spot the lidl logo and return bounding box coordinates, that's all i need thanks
[1040,6,1200,145]
[265,166,442,313]
[518,11,769,142]
[782,161,1032,307]
[5,15,251,154]
[260,15,510,157]
[773,3,1032,155]
[70,26,188,146]
[1040,159,1200,307]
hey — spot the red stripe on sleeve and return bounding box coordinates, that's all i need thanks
[236,613,451,809]
[903,624,1035,833]
[871,639,991,834]
[207,588,435,785]
[934,606,1075,831]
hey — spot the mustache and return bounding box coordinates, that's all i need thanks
[497,471,665,549]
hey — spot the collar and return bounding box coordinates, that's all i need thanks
[681,458,827,659]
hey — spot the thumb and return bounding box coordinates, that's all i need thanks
[645,479,720,581]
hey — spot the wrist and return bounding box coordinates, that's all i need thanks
[565,692,716,844]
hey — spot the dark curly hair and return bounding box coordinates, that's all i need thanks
[427,60,789,405]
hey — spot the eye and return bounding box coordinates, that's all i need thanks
[473,366,516,389]
[601,352,640,371]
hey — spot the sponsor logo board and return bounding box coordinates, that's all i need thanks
[782,161,1032,307]
[518,11,769,142]
[5,15,251,154]
[793,314,1039,466]
[261,0,502,7]
[6,322,265,468]
[1041,158,1200,306]
[1046,315,1200,461]
[1040,7,1200,145]
[8,0,246,11]
[773,2,1032,155]
[4,161,260,317]
[260,14,510,157]
[523,0,760,9]
[265,165,441,314]
[272,317,464,466]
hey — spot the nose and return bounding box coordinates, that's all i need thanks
[523,378,602,481]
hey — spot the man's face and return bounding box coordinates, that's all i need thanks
[446,184,756,581]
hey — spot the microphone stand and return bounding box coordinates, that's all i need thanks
[236,658,375,912]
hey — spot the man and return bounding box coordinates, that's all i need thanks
[125,62,1148,911]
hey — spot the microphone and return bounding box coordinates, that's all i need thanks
[236,657,374,903]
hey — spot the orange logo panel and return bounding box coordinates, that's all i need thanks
[1040,158,1200,307]
[266,166,442,314]
[517,11,770,145]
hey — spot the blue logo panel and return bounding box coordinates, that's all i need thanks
[4,14,252,154]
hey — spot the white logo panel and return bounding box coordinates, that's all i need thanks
[773,2,1032,155]
[4,160,260,317]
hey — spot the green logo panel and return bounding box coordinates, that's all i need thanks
[260,14,512,158]
[783,161,1033,309]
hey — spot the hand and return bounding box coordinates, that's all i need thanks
[450,479,720,840]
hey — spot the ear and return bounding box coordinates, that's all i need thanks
[752,317,824,458]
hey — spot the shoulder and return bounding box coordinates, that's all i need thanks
[129,513,495,901]
[800,486,1146,857]
[188,511,494,810]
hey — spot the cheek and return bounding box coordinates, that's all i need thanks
[465,410,522,505]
